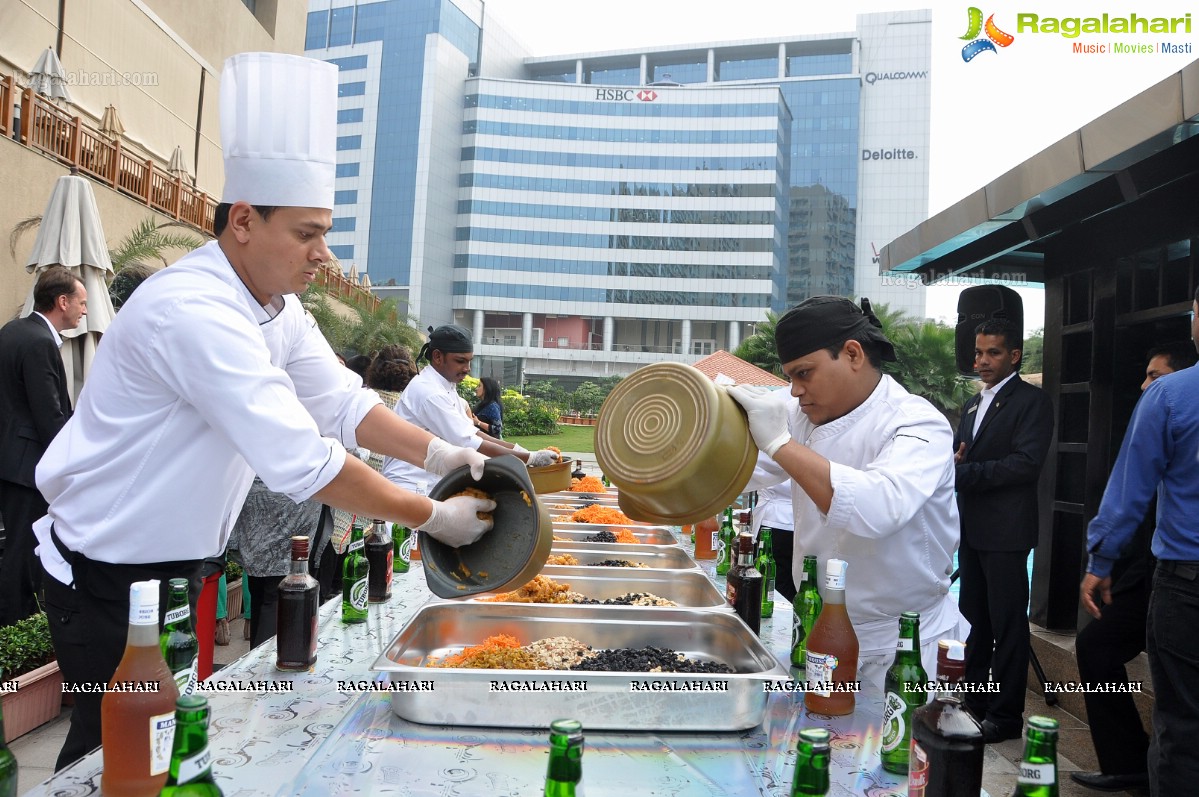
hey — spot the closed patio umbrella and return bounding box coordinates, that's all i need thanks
[99,104,125,138]
[21,174,117,402]
[168,144,189,178]
[29,46,72,103]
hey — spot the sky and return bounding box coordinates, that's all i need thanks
[484,0,1199,328]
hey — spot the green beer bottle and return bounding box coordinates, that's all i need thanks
[790,727,831,796]
[161,694,222,795]
[0,673,16,797]
[790,554,822,668]
[160,577,199,695]
[715,507,735,576]
[756,527,777,618]
[341,519,369,624]
[544,718,583,797]
[1011,716,1059,796]
[880,611,928,774]
[392,523,411,573]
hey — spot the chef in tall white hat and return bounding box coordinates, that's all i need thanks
[33,52,494,769]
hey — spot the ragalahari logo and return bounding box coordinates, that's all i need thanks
[960,7,1015,61]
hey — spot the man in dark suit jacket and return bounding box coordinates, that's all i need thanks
[0,266,87,626]
[953,318,1054,743]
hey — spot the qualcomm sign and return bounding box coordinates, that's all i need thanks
[863,70,928,85]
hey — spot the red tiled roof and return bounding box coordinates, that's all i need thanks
[691,350,787,387]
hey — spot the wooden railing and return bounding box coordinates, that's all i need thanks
[5,75,375,314]
[6,75,218,236]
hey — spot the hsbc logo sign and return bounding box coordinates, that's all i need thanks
[594,88,659,102]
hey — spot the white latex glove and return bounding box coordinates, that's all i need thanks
[419,495,496,547]
[527,449,559,468]
[727,385,791,457]
[511,443,529,455]
[424,437,486,480]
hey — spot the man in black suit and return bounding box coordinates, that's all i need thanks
[953,318,1054,743]
[0,266,87,626]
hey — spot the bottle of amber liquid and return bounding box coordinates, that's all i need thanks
[102,579,181,797]
[365,519,393,602]
[693,515,718,560]
[803,558,858,716]
[276,535,320,671]
[726,532,763,634]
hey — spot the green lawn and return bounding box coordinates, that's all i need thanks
[506,424,595,454]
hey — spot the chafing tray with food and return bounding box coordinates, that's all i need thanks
[550,525,678,545]
[453,568,729,609]
[371,602,788,730]
[546,543,700,570]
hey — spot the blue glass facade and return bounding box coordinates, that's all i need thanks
[307,0,481,287]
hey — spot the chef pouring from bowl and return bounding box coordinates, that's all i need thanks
[729,296,966,692]
[33,52,495,770]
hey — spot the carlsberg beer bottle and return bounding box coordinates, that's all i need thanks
[1011,717,1059,797]
[756,526,777,618]
[715,507,735,576]
[880,611,927,774]
[160,578,198,696]
[791,554,822,668]
[341,519,369,623]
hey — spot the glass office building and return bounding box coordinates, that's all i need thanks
[306,3,931,383]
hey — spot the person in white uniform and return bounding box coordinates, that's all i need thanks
[731,296,966,693]
[33,53,494,769]
[382,324,559,491]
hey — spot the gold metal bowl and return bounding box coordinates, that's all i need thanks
[594,363,758,525]
[527,458,572,493]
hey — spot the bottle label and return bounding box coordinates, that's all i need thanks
[711,531,719,551]
[791,613,802,650]
[804,651,838,695]
[177,745,212,784]
[1018,762,1055,785]
[726,581,738,606]
[174,661,198,696]
[165,605,190,625]
[880,691,907,752]
[908,740,929,796]
[384,549,394,580]
[896,637,913,652]
[149,712,176,776]
[130,600,158,626]
[824,570,845,590]
[347,538,365,553]
[350,578,369,610]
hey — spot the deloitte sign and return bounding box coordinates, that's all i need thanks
[862,148,917,161]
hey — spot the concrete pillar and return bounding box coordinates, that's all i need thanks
[472,309,484,347]
[576,60,584,84]
[640,54,647,85]
[778,43,787,79]
[522,312,533,347]
[603,316,613,352]
[681,319,692,356]
[707,49,715,83]
[728,320,741,351]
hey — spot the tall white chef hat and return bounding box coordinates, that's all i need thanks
[220,52,337,209]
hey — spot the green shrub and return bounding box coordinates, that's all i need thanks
[0,612,55,681]
[505,394,560,435]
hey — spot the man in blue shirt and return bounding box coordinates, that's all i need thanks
[1081,286,1199,795]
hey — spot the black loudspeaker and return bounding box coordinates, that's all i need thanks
[955,285,1024,374]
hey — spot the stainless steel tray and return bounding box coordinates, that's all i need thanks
[550,525,679,545]
[546,543,699,570]
[460,567,730,609]
[372,602,787,730]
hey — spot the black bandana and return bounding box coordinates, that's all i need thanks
[775,296,897,364]
[417,324,473,362]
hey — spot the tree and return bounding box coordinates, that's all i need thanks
[733,310,782,376]
[107,218,206,271]
[886,320,975,419]
[301,285,420,358]
[570,382,605,415]
[1022,328,1044,374]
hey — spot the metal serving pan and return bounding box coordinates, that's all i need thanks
[459,567,730,610]
[546,543,699,570]
[372,602,787,730]
[550,525,679,545]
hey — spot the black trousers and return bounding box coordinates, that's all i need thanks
[0,479,47,626]
[761,526,797,605]
[1074,563,1151,775]
[958,541,1030,729]
[248,574,281,649]
[1147,563,1199,795]
[43,558,201,770]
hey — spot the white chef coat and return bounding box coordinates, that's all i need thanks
[749,375,963,657]
[380,364,482,491]
[751,392,797,536]
[34,240,381,585]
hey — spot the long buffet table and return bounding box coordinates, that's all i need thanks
[26,525,914,797]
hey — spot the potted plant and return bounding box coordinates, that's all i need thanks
[0,611,63,742]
